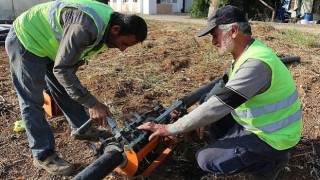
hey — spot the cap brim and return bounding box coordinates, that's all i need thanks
[196,24,216,37]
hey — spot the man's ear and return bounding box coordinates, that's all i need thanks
[231,25,239,38]
[110,25,121,35]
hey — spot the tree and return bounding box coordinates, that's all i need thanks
[206,0,281,22]
[208,0,220,18]
[189,0,210,18]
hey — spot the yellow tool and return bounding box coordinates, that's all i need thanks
[13,120,25,132]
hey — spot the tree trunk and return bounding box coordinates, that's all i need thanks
[208,0,220,18]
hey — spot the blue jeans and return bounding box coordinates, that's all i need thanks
[196,114,290,175]
[5,27,89,159]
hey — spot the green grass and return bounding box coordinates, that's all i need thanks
[202,46,232,67]
[202,47,220,65]
[280,29,319,47]
[134,71,168,84]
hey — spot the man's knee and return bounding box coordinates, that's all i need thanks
[196,146,249,175]
[196,148,222,174]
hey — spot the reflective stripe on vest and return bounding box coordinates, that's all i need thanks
[232,90,301,133]
[48,1,105,47]
[232,90,298,119]
[234,108,301,133]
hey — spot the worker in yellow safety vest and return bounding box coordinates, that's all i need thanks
[138,5,302,180]
[5,0,147,175]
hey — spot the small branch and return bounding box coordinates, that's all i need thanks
[259,0,276,21]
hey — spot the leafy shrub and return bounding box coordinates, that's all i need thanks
[189,0,210,18]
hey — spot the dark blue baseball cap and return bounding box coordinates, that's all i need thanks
[197,5,247,37]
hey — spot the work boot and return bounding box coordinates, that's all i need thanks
[245,153,289,180]
[33,153,75,176]
[71,125,113,141]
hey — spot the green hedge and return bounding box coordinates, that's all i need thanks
[189,0,210,18]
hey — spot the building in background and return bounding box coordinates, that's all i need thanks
[0,0,193,20]
[108,0,192,14]
[0,0,51,21]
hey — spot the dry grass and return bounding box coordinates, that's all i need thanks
[0,19,320,179]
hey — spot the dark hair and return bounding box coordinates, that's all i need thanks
[110,12,148,42]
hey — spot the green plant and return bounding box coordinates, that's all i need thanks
[219,0,232,6]
[189,0,210,18]
[281,29,319,47]
[202,47,220,66]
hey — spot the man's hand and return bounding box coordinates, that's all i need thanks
[137,122,170,141]
[88,101,112,126]
[196,124,211,140]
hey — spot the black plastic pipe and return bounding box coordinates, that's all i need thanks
[73,146,124,180]
[72,55,301,180]
[280,56,300,64]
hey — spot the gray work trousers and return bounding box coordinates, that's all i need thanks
[5,27,89,159]
[196,114,290,175]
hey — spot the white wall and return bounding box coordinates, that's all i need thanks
[172,0,179,13]
[139,0,143,13]
[169,0,193,13]
[116,0,122,11]
[128,0,133,11]
[143,0,156,14]
[110,0,193,14]
[0,0,14,20]
[0,0,50,20]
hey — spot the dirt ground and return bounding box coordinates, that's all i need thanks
[0,18,320,180]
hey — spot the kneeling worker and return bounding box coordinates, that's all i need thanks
[138,5,302,180]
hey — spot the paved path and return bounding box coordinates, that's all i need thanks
[140,14,207,25]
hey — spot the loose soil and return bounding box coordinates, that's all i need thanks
[0,18,319,180]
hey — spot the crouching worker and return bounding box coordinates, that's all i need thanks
[5,0,147,176]
[138,5,302,180]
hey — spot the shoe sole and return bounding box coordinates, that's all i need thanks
[33,161,74,176]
